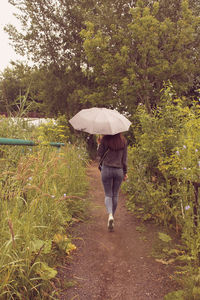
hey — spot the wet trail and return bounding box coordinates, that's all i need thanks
[59,162,177,300]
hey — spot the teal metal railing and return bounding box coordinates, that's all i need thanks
[0,138,65,148]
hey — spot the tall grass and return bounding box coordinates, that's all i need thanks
[0,117,89,299]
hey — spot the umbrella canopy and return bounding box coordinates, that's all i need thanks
[69,107,131,135]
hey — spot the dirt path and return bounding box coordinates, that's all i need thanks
[59,162,178,300]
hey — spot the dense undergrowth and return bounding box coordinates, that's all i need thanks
[0,117,89,299]
[123,85,200,299]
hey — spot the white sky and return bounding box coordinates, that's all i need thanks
[0,0,24,72]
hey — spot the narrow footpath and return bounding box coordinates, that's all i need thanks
[59,162,178,300]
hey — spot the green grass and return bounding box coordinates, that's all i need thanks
[0,141,89,299]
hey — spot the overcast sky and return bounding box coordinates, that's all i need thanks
[0,0,24,72]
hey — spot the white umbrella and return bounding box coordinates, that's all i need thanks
[69,107,131,135]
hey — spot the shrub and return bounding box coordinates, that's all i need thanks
[123,87,200,298]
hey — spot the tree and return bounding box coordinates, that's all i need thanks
[0,63,37,114]
[5,0,200,116]
[6,0,137,66]
[6,0,86,66]
[4,0,138,115]
[81,0,200,113]
[5,0,99,116]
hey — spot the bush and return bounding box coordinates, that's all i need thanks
[123,86,200,298]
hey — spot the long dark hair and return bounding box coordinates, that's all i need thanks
[102,133,126,151]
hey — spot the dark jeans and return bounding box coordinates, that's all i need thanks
[101,165,124,215]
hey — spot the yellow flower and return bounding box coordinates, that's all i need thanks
[66,242,76,254]
[53,233,68,244]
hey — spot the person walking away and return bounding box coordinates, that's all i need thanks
[97,133,128,231]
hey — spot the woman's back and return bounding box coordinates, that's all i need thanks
[97,133,127,175]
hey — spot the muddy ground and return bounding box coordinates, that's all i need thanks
[58,162,179,300]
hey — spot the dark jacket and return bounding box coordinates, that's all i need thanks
[97,141,127,175]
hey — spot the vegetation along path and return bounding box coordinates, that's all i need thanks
[59,162,178,300]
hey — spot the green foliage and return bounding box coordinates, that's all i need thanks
[159,232,172,243]
[1,0,198,117]
[164,290,185,300]
[36,117,70,144]
[123,85,200,298]
[0,63,38,115]
[81,0,200,113]
[124,85,200,225]
[0,63,90,117]
[0,120,89,299]
[2,1,96,117]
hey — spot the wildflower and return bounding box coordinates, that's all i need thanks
[63,193,66,197]
[51,195,55,198]
[66,242,76,255]
[28,177,32,181]
[54,233,65,243]
[195,149,198,152]
[183,145,186,149]
[185,205,191,210]
[176,150,180,155]
[183,167,187,170]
